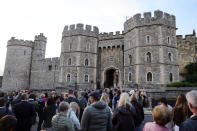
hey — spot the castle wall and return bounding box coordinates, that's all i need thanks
[3,10,194,92]
[98,33,124,88]
[2,38,33,91]
[124,10,179,87]
[60,24,98,90]
[30,57,59,90]
[177,34,197,76]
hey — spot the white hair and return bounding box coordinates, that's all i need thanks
[118,92,130,107]
[186,90,197,109]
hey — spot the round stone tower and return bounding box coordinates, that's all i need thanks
[2,37,33,91]
[59,23,99,89]
[124,10,179,87]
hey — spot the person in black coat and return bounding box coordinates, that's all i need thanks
[13,93,36,131]
[43,97,56,130]
[112,93,136,131]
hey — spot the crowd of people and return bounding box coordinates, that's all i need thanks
[0,87,197,131]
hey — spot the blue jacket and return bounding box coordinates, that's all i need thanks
[180,115,197,131]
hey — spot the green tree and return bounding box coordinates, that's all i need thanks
[185,63,197,82]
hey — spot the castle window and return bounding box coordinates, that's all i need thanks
[24,51,26,55]
[55,65,58,70]
[167,37,170,44]
[128,73,132,82]
[147,72,152,82]
[69,43,72,51]
[48,65,52,71]
[129,55,132,65]
[84,75,89,82]
[85,59,89,66]
[67,74,71,82]
[146,35,151,44]
[169,73,173,82]
[195,46,197,53]
[68,58,72,66]
[146,52,151,63]
[168,53,172,62]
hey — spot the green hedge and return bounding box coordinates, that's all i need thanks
[167,82,197,87]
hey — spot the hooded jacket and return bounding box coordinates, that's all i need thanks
[81,101,112,131]
[52,113,74,131]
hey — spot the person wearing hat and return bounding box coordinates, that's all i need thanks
[81,91,112,131]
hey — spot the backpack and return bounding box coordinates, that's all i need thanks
[131,102,144,126]
[79,97,87,110]
[38,100,45,116]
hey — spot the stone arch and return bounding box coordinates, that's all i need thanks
[103,66,120,88]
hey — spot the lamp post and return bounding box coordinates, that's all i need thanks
[74,73,77,90]
[74,67,78,90]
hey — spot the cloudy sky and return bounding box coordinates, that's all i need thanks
[0,0,196,75]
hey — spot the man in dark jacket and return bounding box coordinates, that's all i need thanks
[13,93,36,131]
[0,98,12,118]
[79,91,87,121]
[81,91,112,131]
[180,90,197,131]
[65,90,80,105]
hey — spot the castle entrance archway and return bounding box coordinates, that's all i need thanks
[104,67,119,88]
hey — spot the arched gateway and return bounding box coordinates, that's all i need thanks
[103,67,120,88]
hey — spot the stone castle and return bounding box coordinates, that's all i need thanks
[2,10,197,91]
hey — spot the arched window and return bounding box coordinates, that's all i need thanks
[146,35,151,44]
[128,73,132,82]
[147,72,152,82]
[169,73,173,82]
[146,52,151,63]
[85,59,89,66]
[168,53,172,62]
[67,74,71,82]
[84,75,89,82]
[129,55,132,65]
[68,58,71,65]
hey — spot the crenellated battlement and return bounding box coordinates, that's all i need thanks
[62,23,99,38]
[176,31,197,42]
[35,33,47,42]
[124,10,176,33]
[43,57,60,64]
[99,31,124,40]
[7,37,33,47]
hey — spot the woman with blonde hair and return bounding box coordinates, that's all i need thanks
[112,92,136,131]
[70,102,80,119]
